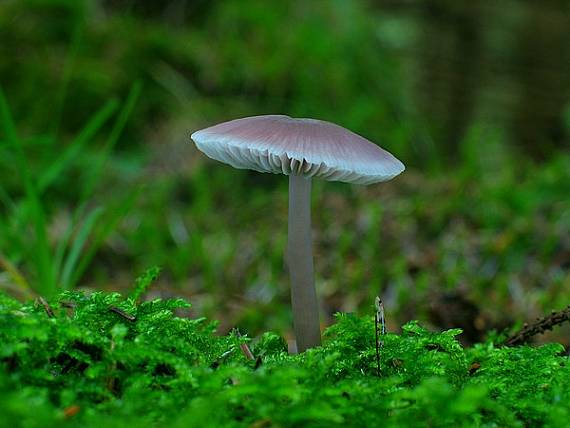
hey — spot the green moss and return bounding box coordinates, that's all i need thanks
[1,285,569,427]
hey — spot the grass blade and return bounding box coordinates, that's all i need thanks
[39,99,119,193]
[50,14,84,138]
[0,87,55,295]
[81,81,142,202]
[60,207,104,289]
[53,203,88,282]
[68,186,142,289]
[0,254,34,299]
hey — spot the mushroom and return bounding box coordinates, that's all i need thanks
[191,115,404,352]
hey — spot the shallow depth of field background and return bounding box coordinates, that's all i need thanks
[1,0,569,345]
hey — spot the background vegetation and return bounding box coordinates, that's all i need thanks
[1,0,569,349]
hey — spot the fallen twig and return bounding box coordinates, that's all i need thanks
[109,306,136,322]
[36,296,55,318]
[504,305,570,346]
[234,329,255,361]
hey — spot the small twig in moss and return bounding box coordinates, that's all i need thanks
[36,296,55,318]
[63,405,81,419]
[240,343,255,360]
[60,301,77,309]
[60,301,77,316]
[109,306,136,322]
[234,330,255,360]
[375,296,385,377]
[254,356,263,370]
[504,305,570,346]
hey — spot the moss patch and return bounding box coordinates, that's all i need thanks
[1,286,569,427]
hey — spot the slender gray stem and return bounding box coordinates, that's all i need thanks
[287,174,321,352]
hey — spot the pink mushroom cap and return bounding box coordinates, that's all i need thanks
[191,115,405,185]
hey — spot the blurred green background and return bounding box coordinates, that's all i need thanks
[1,0,569,345]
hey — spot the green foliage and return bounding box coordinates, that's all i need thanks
[130,266,161,302]
[1,289,570,427]
[0,83,141,296]
[0,0,418,159]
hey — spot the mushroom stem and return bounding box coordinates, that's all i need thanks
[287,174,321,352]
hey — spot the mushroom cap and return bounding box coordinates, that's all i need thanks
[191,115,405,185]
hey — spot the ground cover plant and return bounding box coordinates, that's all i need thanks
[2,271,570,428]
